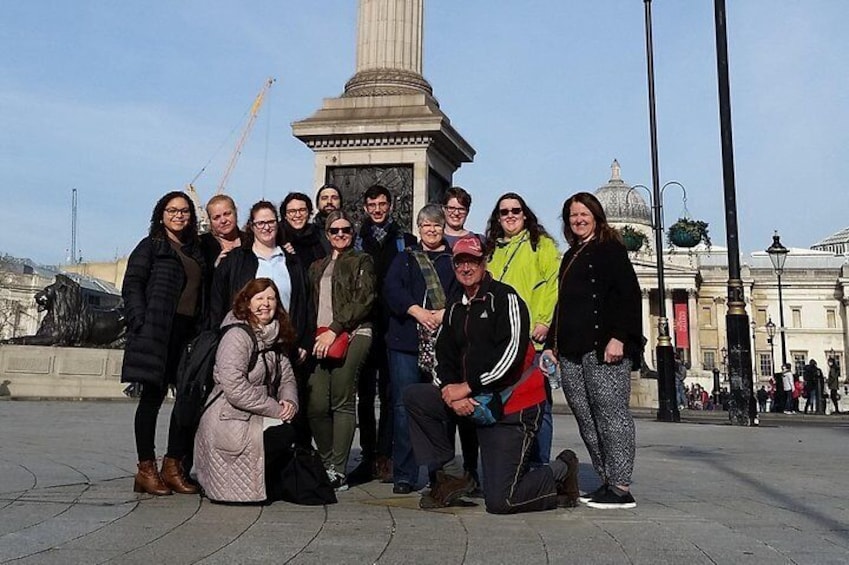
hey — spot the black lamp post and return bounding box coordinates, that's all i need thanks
[766,318,778,412]
[765,231,789,367]
[713,0,756,425]
[766,318,776,374]
[642,0,678,423]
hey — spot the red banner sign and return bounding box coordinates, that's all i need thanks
[674,302,690,348]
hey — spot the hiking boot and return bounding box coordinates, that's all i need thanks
[554,449,579,508]
[133,459,172,496]
[161,456,198,495]
[428,470,475,508]
[373,455,393,483]
[578,484,608,504]
[585,486,636,509]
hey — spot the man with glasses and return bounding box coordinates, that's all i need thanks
[351,184,417,484]
[403,235,579,513]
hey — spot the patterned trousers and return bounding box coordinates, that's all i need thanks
[559,352,635,486]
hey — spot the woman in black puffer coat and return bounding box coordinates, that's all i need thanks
[121,191,207,496]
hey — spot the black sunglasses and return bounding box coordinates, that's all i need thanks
[328,226,353,235]
[498,207,523,217]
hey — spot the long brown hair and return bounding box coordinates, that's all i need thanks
[484,192,552,256]
[231,278,296,348]
[561,192,623,247]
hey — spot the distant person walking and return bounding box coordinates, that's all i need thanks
[781,363,795,414]
[827,357,841,414]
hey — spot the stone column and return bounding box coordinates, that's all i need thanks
[665,290,675,348]
[687,288,700,367]
[642,289,653,369]
[716,296,727,356]
[345,0,432,97]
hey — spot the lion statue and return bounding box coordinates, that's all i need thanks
[3,274,125,347]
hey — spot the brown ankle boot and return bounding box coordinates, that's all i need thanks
[134,459,172,496]
[161,456,198,494]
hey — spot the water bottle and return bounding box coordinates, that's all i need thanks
[542,356,561,390]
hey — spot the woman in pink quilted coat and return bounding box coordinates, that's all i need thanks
[194,278,299,503]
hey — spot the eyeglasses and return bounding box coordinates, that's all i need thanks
[499,207,523,217]
[418,222,444,231]
[453,257,483,268]
[285,207,309,217]
[252,219,277,229]
[328,226,353,236]
[165,207,191,217]
[366,201,390,211]
[443,205,468,215]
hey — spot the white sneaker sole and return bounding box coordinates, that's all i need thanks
[586,500,636,509]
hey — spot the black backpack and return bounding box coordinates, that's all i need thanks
[173,323,258,429]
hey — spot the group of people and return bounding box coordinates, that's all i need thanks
[773,358,843,415]
[120,183,644,513]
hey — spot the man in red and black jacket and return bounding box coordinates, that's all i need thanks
[404,236,579,514]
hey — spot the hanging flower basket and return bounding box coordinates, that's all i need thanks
[667,218,711,249]
[619,225,648,252]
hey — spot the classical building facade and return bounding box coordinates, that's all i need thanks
[594,162,849,398]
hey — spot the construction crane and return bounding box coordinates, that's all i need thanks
[187,77,275,231]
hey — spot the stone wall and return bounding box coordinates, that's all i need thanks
[0,345,125,399]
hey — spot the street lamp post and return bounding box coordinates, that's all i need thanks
[765,232,789,367]
[751,319,758,379]
[713,0,756,425]
[766,317,777,412]
[643,0,678,423]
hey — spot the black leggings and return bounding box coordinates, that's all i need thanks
[133,314,195,461]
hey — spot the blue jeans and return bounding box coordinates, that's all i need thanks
[388,349,425,486]
[530,352,553,467]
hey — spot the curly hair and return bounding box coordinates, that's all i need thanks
[484,192,552,255]
[561,192,622,247]
[231,278,296,349]
[148,191,199,244]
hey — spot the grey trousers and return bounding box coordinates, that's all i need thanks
[560,352,635,486]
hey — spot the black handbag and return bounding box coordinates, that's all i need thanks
[277,446,337,506]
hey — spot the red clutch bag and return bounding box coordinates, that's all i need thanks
[315,327,350,360]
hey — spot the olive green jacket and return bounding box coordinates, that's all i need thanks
[308,249,376,335]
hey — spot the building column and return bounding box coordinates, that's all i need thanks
[665,290,675,348]
[642,288,653,370]
[716,296,727,355]
[687,288,700,367]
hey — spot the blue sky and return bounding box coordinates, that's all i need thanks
[2,1,847,265]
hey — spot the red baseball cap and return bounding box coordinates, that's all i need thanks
[452,235,484,258]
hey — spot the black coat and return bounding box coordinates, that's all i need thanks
[545,238,643,365]
[209,246,315,353]
[356,219,417,334]
[282,223,327,269]
[121,236,206,386]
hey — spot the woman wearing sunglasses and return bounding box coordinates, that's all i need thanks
[485,192,560,467]
[307,210,376,491]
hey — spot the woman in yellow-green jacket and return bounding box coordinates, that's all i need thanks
[485,192,560,466]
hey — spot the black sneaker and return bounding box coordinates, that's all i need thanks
[585,487,636,509]
[392,482,413,495]
[578,484,608,504]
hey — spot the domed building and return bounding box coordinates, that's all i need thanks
[587,160,849,412]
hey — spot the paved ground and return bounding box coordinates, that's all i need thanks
[2,400,848,564]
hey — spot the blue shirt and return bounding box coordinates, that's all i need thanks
[254,247,291,311]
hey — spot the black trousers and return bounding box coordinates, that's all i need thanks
[133,314,195,461]
[358,342,392,460]
[404,383,558,514]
